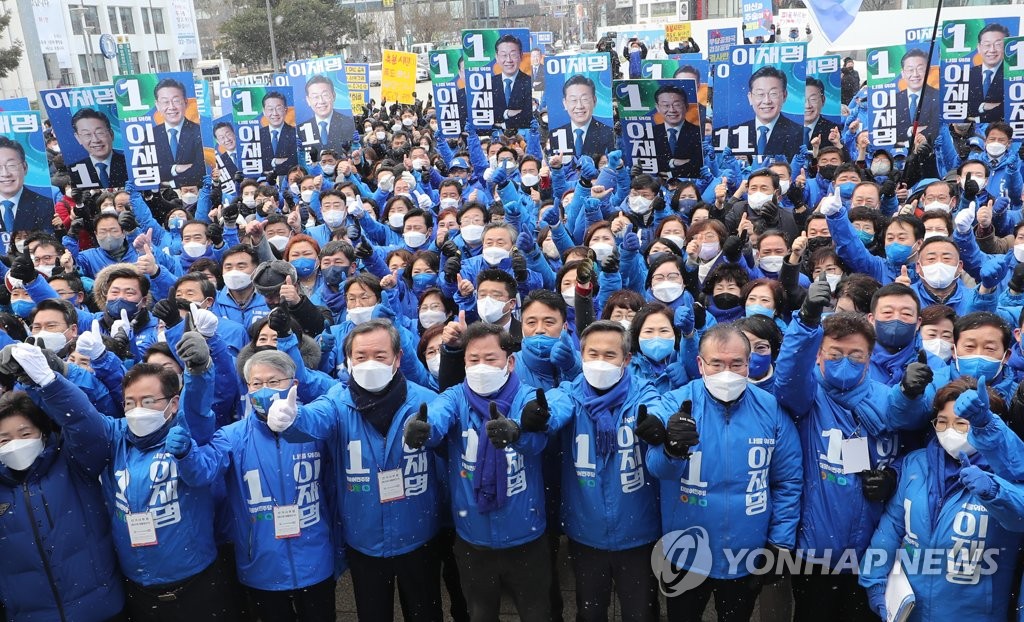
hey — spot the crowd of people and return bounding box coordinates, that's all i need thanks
[1,35,1024,622]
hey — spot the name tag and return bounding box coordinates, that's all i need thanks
[378,468,406,503]
[273,505,301,539]
[841,436,871,474]
[127,512,158,547]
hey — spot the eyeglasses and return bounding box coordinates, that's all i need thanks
[247,377,294,391]
[124,396,171,411]
[0,162,25,174]
[346,293,376,305]
[822,351,869,364]
[75,129,111,141]
[651,272,683,284]
[931,418,970,434]
[156,97,185,107]
[751,90,783,103]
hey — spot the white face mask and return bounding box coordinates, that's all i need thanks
[321,164,336,175]
[936,427,976,459]
[465,361,510,396]
[759,255,785,273]
[921,262,958,289]
[392,122,403,133]
[323,210,347,228]
[629,195,654,214]
[243,198,257,209]
[562,288,576,307]
[618,318,631,330]
[0,437,44,471]
[125,405,170,437]
[412,158,427,170]
[703,370,748,402]
[182,242,207,258]
[426,354,441,378]
[582,360,624,390]
[375,131,387,141]
[402,117,415,127]
[477,296,509,323]
[289,183,300,195]
[986,142,1007,158]
[461,224,484,244]
[181,192,198,205]
[419,309,448,328]
[870,161,891,176]
[747,192,772,211]
[521,173,540,187]
[348,360,396,392]
[1014,244,1024,263]
[779,180,791,194]
[268,235,290,251]
[651,282,683,303]
[347,304,376,326]
[440,198,460,210]
[388,212,406,228]
[223,269,252,291]
[403,231,427,248]
[922,338,953,362]
[961,176,987,191]
[37,264,56,278]
[300,189,315,203]
[34,329,67,351]
[825,273,842,292]
[922,200,951,213]
[924,230,945,239]
[590,242,614,263]
[698,242,720,261]
[663,234,685,249]
[481,246,510,266]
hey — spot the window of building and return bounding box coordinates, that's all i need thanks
[78,54,109,83]
[70,5,100,35]
[149,50,170,72]
[152,7,165,34]
[119,7,136,34]
[179,58,195,72]
[107,6,119,33]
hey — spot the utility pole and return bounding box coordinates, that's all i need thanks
[264,0,279,71]
[70,4,95,84]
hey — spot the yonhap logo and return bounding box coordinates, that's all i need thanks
[651,527,713,596]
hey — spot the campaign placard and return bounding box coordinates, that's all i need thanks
[742,0,773,41]
[707,28,737,64]
[1005,36,1024,140]
[41,85,126,189]
[344,64,370,115]
[803,55,844,144]
[544,53,613,158]
[866,45,904,148]
[286,56,355,165]
[715,43,807,160]
[940,18,1018,123]
[0,111,54,241]
[231,86,297,179]
[462,28,532,131]
[114,72,207,189]
[615,79,703,177]
[640,58,709,127]
[430,48,467,138]
[194,80,217,174]
[664,22,691,44]
[382,50,418,105]
[0,98,29,111]
[211,113,237,198]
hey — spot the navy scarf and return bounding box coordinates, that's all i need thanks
[581,372,632,456]
[321,285,347,319]
[463,372,521,513]
[126,415,175,450]
[350,371,407,437]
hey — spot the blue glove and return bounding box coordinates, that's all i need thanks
[579,155,598,181]
[666,360,688,388]
[530,117,539,134]
[516,230,536,254]
[959,452,998,500]
[867,586,887,620]
[993,196,1011,214]
[954,375,993,427]
[621,223,640,252]
[164,426,192,459]
[490,162,509,187]
[549,331,577,370]
[584,197,603,220]
[352,130,361,146]
[979,253,1013,289]
[674,304,695,336]
[606,150,623,170]
[542,206,561,227]
[202,174,212,188]
[318,330,336,354]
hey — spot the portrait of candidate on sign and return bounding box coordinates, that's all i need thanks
[41,86,127,189]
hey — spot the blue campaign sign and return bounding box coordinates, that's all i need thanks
[41,85,127,189]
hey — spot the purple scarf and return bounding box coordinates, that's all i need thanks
[581,372,632,456]
[463,372,521,513]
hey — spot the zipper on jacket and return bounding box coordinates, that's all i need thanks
[23,483,67,622]
[275,436,299,589]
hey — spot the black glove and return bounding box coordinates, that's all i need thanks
[68,219,85,237]
[963,173,979,201]
[1009,262,1024,294]
[599,249,620,273]
[511,249,528,283]
[152,298,183,328]
[634,404,666,446]
[440,239,461,259]
[265,171,279,187]
[485,402,520,449]
[207,223,224,247]
[722,230,748,262]
[519,389,550,432]
[693,302,707,331]
[665,401,699,459]
[232,171,245,185]
[404,403,431,449]
[759,200,779,224]
[761,543,790,586]
[118,210,137,232]
[901,351,933,399]
[9,253,36,283]
[268,305,292,338]
[860,467,897,502]
[800,272,833,327]
[355,238,373,259]
[576,258,594,286]
[175,331,211,372]
[0,344,22,378]
[444,256,462,283]
[69,187,84,203]
[879,179,896,199]
[222,201,240,224]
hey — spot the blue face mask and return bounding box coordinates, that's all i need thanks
[749,352,772,379]
[168,217,184,231]
[745,305,774,318]
[838,182,857,202]
[322,265,348,287]
[823,357,866,391]
[875,319,917,350]
[956,355,1004,381]
[412,273,437,293]
[885,243,913,264]
[522,334,558,359]
[677,198,698,213]
[640,337,675,362]
[249,387,290,421]
[10,299,33,319]
[106,298,140,320]
[290,258,317,278]
[856,229,874,244]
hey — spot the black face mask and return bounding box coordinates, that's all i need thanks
[712,293,741,310]
[807,236,833,253]
[819,164,838,181]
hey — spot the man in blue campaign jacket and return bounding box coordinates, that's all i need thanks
[0,382,125,621]
[268,320,444,622]
[542,320,662,621]
[773,275,934,621]
[21,335,234,619]
[403,321,551,622]
[647,324,802,622]
[859,378,1024,622]
[926,311,1019,405]
[180,350,336,619]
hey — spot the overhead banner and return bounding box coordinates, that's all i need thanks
[31,0,72,69]
[544,53,613,158]
[286,56,355,164]
[41,85,127,189]
[0,111,54,242]
[866,45,904,148]
[462,28,533,131]
[115,72,207,189]
[430,48,467,138]
[939,18,1018,124]
[1006,37,1024,140]
[715,43,807,160]
[707,28,737,65]
[344,64,370,115]
[742,0,773,40]
[230,86,297,179]
[615,79,703,177]
[169,0,200,60]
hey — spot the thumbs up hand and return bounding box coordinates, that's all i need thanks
[895,265,911,286]
[267,385,298,432]
[634,404,667,446]
[958,451,998,500]
[800,272,833,327]
[819,185,843,216]
[520,388,551,432]
[404,403,431,449]
[279,275,300,305]
[954,201,977,235]
[954,375,993,427]
[900,350,933,400]
[76,319,106,359]
[485,401,520,449]
[665,400,698,459]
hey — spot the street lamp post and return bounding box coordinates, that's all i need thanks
[264,0,279,71]
[70,4,95,84]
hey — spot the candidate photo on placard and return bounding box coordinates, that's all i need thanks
[212,116,239,195]
[651,81,703,177]
[492,33,532,128]
[462,29,532,131]
[894,47,940,142]
[968,22,1012,123]
[299,75,355,154]
[544,53,613,159]
[41,86,126,189]
[0,112,55,237]
[153,78,206,186]
[258,90,298,176]
[734,65,805,160]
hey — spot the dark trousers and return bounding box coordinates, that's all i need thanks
[665,574,761,622]
[436,528,470,622]
[792,569,874,622]
[454,534,552,622]
[125,558,235,621]
[346,539,442,622]
[246,577,336,622]
[568,539,659,622]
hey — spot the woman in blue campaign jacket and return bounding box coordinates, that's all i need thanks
[860,378,1024,622]
[648,377,803,580]
[0,391,125,621]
